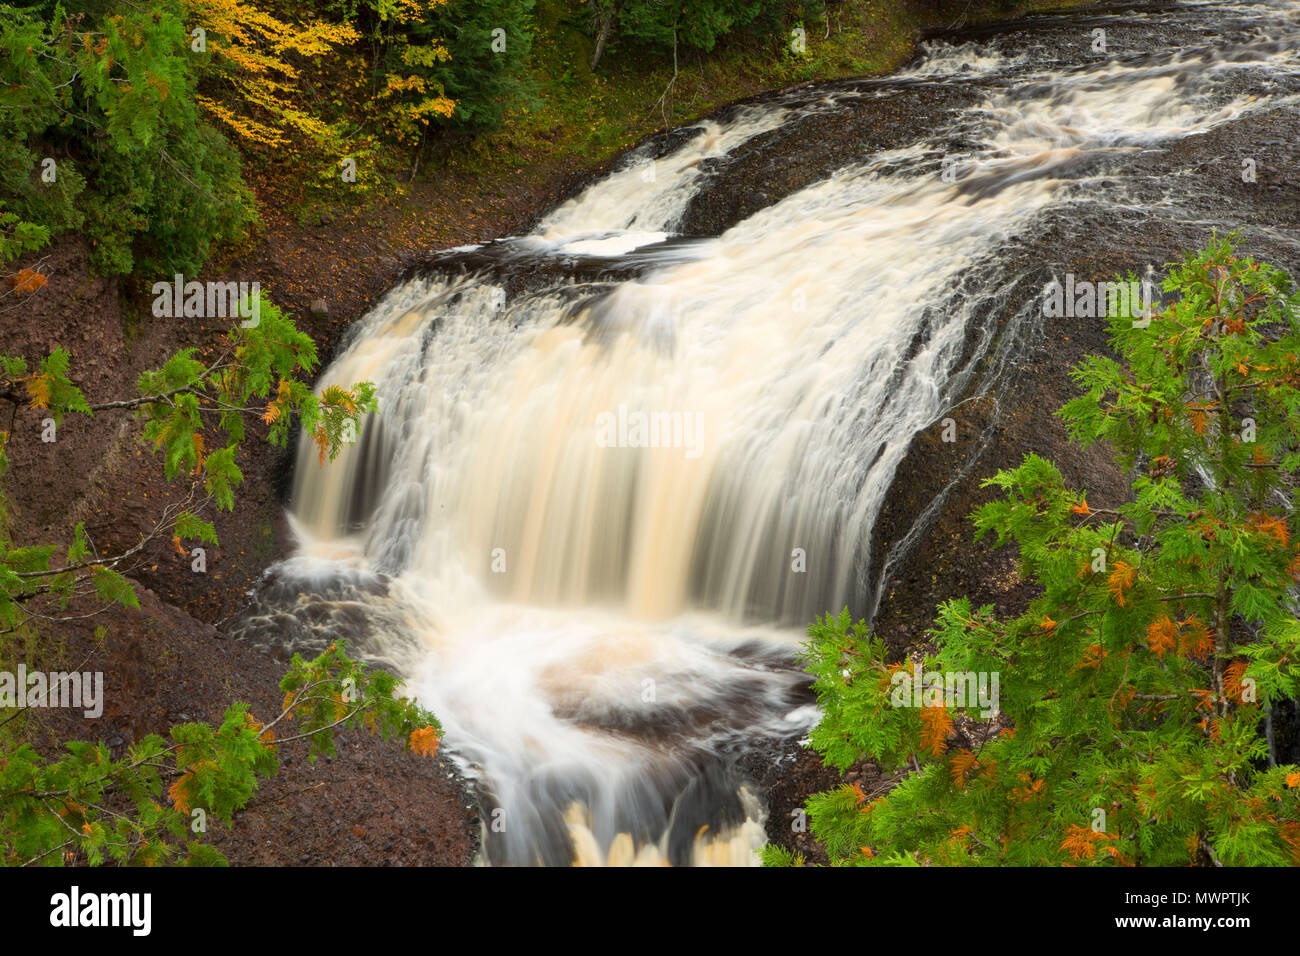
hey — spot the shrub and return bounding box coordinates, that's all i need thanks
[776,236,1300,866]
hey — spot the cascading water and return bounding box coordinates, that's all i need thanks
[235,1,1300,865]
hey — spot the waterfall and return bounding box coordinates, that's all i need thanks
[238,0,1300,865]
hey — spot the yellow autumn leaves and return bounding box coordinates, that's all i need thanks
[408,725,440,757]
[919,705,952,757]
[25,372,51,410]
[1105,560,1137,607]
[5,268,46,295]
[1060,823,1120,861]
[187,0,458,153]
[260,378,294,425]
[1145,614,1213,660]
[189,0,363,148]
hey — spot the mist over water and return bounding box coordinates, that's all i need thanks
[237,1,1300,864]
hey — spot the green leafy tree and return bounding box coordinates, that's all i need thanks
[773,236,1300,867]
[587,0,813,69]
[317,0,533,140]
[1,643,441,866]
[0,1,255,276]
[421,0,534,131]
[0,202,50,267]
[0,297,429,867]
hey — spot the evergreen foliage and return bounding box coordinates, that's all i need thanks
[0,300,429,866]
[587,0,817,66]
[1,641,441,866]
[0,1,256,276]
[773,236,1300,866]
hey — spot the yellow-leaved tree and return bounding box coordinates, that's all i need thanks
[184,0,458,188]
[186,0,361,149]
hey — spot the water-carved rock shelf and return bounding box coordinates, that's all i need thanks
[232,0,1300,865]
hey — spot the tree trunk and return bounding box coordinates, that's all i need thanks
[591,3,615,71]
